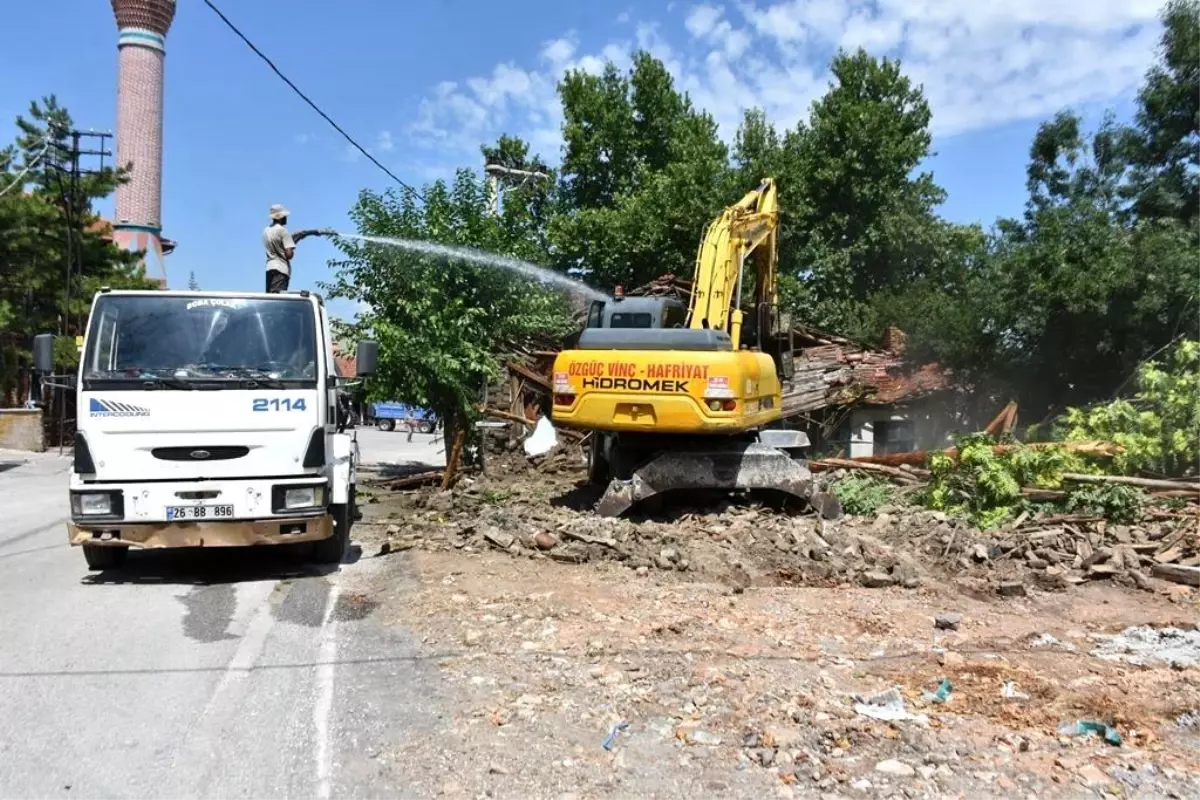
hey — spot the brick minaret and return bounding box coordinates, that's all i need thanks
[111,0,176,288]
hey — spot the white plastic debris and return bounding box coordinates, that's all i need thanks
[1029,633,1078,652]
[1002,681,1030,701]
[523,415,559,457]
[853,687,930,725]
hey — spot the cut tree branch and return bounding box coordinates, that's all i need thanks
[1062,473,1200,493]
[809,458,927,482]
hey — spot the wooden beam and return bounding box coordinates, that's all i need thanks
[1150,564,1200,587]
[506,361,552,391]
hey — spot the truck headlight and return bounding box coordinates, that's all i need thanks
[283,485,325,510]
[71,491,118,517]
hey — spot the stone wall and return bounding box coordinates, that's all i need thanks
[0,409,45,452]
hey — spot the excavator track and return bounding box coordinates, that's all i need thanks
[595,439,843,519]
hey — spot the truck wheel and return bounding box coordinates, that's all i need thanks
[418,421,434,434]
[587,435,610,485]
[376,418,395,432]
[312,503,350,564]
[608,441,640,481]
[83,545,128,571]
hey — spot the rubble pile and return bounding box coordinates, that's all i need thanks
[855,503,1200,592]
[362,469,1198,594]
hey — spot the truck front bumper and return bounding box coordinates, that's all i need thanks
[68,514,333,549]
[67,476,335,548]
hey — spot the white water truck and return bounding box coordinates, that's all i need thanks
[34,287,378,570]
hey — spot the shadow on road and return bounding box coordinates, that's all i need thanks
[81,542,363,586]
[362,462,443,481]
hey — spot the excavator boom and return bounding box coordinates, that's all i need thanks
[688,179,779,347]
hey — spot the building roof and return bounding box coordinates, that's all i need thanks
[333,343,356,378]
[87,218,114,242]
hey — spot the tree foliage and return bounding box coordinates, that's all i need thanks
[921,434,1098,528]
[831,474,896,517]
[1059,339,1200,477]
[322,168,574,431]
[550,52,730,291]
[0,96,153,403]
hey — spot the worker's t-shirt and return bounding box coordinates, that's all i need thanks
[263,224,295,276]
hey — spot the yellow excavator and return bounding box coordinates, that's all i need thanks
[551,178,842,518]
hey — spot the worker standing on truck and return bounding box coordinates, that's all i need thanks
[264,204,331,293]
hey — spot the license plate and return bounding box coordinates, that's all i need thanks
[166,504,234,521]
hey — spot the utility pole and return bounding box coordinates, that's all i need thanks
[45,127,114,453]
[483,162,551,218]
[47,128,114,337]
[478,162,552,467]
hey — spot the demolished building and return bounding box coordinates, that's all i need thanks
[490,274,962,460]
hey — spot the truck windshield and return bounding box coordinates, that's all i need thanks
[82,295,319,389]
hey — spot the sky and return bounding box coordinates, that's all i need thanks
[1,0,1166,322]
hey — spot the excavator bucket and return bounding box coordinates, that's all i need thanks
[595,439,844,519]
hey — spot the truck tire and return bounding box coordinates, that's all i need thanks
[417,420,434,434]
[83,545,128,571]
[608,440,640,481]
[587,435,610,485]
[312,497,352,564]
[376,418,395,432]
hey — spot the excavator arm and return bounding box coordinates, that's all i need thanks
[686,179,779,347]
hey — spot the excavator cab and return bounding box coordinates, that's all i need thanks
[585,296,688,330]
[750,302,796,382]
[590,296,795,382]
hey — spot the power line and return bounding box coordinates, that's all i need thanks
[0,136,51,198]
[200,0,425,203]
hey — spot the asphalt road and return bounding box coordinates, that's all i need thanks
[352,427,445,470]
[0,435,441,798]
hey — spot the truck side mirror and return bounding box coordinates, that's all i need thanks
[355,340,378,377]
[33,333,55,374]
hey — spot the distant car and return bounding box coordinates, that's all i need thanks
[371,402,437,433]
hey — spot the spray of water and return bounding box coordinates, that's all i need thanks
[336,233,609,302]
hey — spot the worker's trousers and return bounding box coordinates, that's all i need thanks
[266,270,289,293]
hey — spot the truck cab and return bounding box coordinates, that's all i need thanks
[34,289,377,570]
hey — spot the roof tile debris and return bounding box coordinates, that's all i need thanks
[628,274,953,416]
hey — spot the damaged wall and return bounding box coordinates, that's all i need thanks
[838,393,963,458]
[0,409,45,452]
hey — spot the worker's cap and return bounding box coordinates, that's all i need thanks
[269,204,290,220]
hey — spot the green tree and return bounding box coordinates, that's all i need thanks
[550,52,730,290]
[480,134,558,260]
[1122,0,1199,224]
[788,49,947,335]
[1060,338,1200,477]
[861,222,997,374]
[0,96,152,404]
[987,113,1141,409]
[982,1,1199,416]
[557,62,638,210]
[323,164,574,452]
[187,271,200,291]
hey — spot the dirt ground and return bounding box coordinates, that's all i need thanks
[351,464,1200,800]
